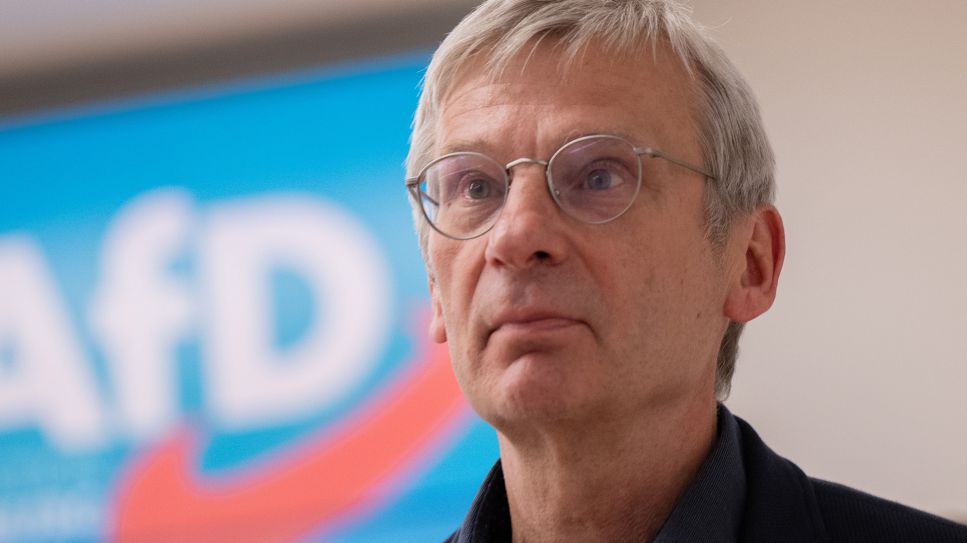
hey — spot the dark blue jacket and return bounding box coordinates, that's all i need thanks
[446,414,967,542]
[735,416,967,542]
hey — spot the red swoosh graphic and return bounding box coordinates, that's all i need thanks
[111,332,466,543]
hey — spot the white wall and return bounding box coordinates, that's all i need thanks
[690,1,967,520]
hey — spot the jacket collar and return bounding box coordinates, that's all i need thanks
[450,460,510,543]
[734,414,828,542]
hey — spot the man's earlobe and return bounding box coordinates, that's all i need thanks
[428,277,447,343]
[723,205,785,323]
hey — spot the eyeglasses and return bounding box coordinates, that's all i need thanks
[406,134,715,240]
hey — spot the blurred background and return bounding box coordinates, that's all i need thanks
[0,1,964,541]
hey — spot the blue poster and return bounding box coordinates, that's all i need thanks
[0,53,497,542]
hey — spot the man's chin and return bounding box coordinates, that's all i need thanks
[474,360,604,436]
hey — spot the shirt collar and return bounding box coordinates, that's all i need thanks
[453,403,746,543]
[652,403,746,542]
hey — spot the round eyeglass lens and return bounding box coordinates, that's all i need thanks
[419,152,508,239]
[548,135,642,224]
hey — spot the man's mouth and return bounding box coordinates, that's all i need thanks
[487,309,585,342]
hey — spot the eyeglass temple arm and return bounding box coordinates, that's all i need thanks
[636,147,716,180]
[406,180,440,207]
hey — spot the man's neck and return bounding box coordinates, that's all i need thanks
[497,395,718,543]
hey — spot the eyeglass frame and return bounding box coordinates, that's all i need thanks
[405,133,717,240]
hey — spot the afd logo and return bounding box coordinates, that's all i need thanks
[0,188,395,450]
[0,188,470,541]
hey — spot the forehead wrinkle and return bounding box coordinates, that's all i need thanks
[439,85,661,157]
[439,84,560,134]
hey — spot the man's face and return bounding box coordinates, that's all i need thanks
[426,42,738,434]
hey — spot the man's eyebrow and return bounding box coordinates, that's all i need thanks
[437,139,497,156]
[437,129,648,158]
[561,129,644,146]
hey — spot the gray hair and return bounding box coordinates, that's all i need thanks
[406,0,775,400]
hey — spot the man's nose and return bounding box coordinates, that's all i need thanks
[484,163,569,270]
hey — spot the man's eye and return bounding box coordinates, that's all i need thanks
[585,168,614,190]
[578,163,626,191]
[463,177,496,200]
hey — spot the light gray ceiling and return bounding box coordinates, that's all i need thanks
[0,0,478,116]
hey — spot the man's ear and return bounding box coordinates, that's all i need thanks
[723,205,785,323]
[428,275,447,344]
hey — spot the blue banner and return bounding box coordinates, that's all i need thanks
[0,53,497,542]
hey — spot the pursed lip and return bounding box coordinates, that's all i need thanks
[487,309,586,339]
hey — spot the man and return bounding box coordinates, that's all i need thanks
[404,1,967,541]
